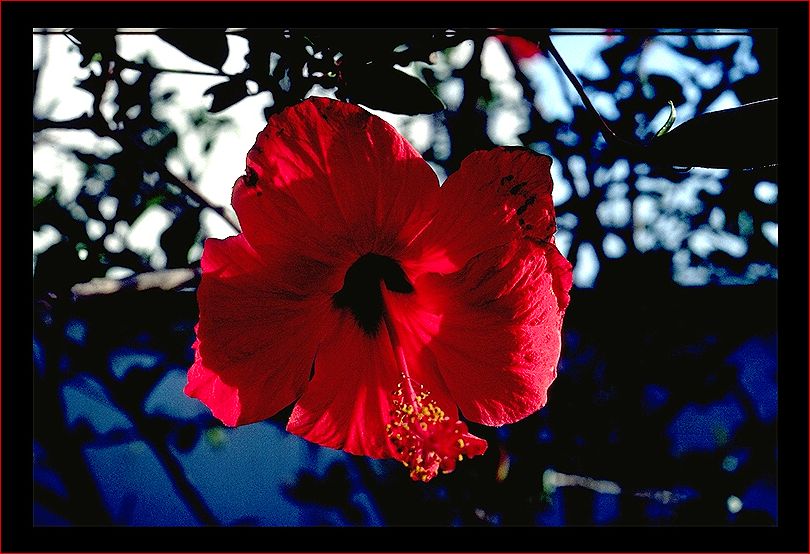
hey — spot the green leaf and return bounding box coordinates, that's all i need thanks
[646,98,777,169]
[338,62,445,115]
[654,101,677,137]
[156,28,229,69]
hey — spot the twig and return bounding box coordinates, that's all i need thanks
[85,351,222,526]
[116,57,233,78]
[539,34,626,146]
[543,468,695,505]
[149,440,220,526]
[543,468,621,495]
[71,268,201,298]
[158,167,242,234]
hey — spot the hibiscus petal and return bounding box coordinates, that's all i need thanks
[414,238,573,426]
[406,147,556,275]
[286,313,400,458]
[286,303,462,459]
[186,234,337,426]
[232,97,440,271]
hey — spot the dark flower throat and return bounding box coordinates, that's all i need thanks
[332,253,414,336]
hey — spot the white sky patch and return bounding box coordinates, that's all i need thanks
[527,58,574,122]
[201,208,239,241]
[438,78,464,111]
[98,196,118,220]
[603,233,626,258]
[715,232,747,257]
[654,217,689,250]
[33,141,85,204]
[104,233,125,254]
[127,204,173,253]
[187,242,203,264]
[33,225,62,255]
[552,35,610,80]
[608,159,630,184]
[222,34,249,75]
[192,94,274,209]
[86,219,106,241]
[406,116,434,153]
[427,161,447,185]
[118,32,217,74]
[106,266,135,279]
[567,155,590,198]
[634,227,656,252]
[597,198,631,228]
[687,229,713,257]
[481,37,515,82]
[591,92,620,121]
[38,128,121,158]
[556,212,578,230]
[761,221,778,247]
[704,89,741,113]
[727,495,743,514]
[549,156,572,206]
[573,241,599,288]
[487,107,526,146]
[709,207,726,229]
[754,181,777,204]
[553,229,572,258]
[448,39,474,68]
[34,34,95,120]
[641,41,697,83]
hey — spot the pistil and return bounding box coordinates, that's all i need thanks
[382,311,488,482]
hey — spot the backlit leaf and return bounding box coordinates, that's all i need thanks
[646,99,777,169]
[338,63,445,115]
[203,79,249,113]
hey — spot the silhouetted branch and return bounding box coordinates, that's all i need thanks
[543,469,695,505]
[34,115,242,233]
[540,34,636,150]
[71,268,201,298]
[116,57,232,78]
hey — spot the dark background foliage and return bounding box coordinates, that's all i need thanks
[16,2,808,550]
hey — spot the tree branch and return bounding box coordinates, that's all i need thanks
[543,468,695,505]
[71,268,201,298]
[33,115,242,234]
[539,34,626,146]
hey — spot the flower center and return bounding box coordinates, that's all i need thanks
[332,253,413,336]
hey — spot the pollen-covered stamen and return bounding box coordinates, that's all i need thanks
[380,301,488,482]
[386,379,488,482]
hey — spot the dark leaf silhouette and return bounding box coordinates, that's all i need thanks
[338,63,445,115]
[645,74,686,108]
[156,28,229,69]
[672,39,740,67]
[160,209,201,268]
[204,79,249,113]
[646,98,777,169]
[67,28,117,67]
[599,38,645,81]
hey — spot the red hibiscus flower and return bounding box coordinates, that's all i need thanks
[185,96,572,482]
[496,34,544,61]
